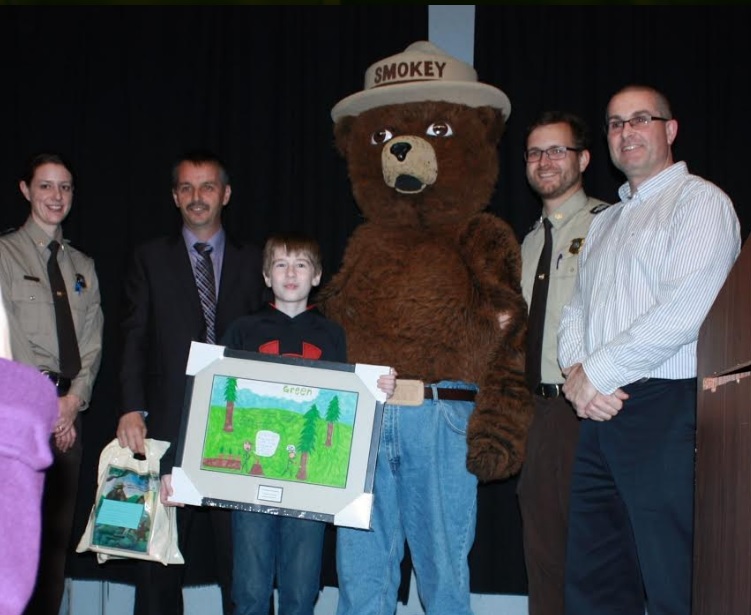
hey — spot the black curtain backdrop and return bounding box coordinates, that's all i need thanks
[475,6,751,244]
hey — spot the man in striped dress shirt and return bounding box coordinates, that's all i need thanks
[558,84,741,615]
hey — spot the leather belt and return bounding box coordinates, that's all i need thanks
[423,386,476,402]
[534,383,562,399]
[40,370,72,397]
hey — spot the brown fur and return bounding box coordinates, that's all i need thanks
[319,101,533,482]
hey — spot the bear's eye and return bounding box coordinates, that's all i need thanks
[370,129,394,145]
[426,122,453,137]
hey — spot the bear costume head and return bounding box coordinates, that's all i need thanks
[320,41,532,481]
[332,41,510,230]
[334,101,505,230]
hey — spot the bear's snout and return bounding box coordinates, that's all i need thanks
[381,135,438,194]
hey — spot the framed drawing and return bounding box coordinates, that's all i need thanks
[169,342,388,529]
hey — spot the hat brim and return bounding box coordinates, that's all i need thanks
[331,81,512,122]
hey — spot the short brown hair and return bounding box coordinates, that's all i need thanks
[607,84,673,122]
[525,110,592,151]
[171,150,229,188]
[262,232,322,278]
[21,152,75,186]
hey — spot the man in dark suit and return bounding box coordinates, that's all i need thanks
[116,151,265,615]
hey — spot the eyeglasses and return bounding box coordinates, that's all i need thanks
[605,115,670,134]
[523,146,582,163]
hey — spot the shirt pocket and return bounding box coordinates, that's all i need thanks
[67,280,89,324]
[551,251,579,279]
[10,278,55,338]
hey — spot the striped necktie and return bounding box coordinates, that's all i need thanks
[194,242,216,344]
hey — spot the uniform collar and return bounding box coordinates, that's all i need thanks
[22,217,64,251]
[542,189,589,230]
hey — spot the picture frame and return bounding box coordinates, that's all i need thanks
[169,342,388,529]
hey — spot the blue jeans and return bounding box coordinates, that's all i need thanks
[232,510,325,615]
[336,381,478,615]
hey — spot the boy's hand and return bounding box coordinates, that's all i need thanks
[160,474,184,507]
[377,369,398,398]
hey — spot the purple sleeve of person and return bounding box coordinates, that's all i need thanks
[0,358,58,615]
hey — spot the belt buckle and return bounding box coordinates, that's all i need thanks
[40,370,70,396]
[390,379,425,406]
[40,369,57,385]
[536,383,561,399]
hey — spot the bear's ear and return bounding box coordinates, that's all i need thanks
[334,116,356,158]
[476,107,506,145]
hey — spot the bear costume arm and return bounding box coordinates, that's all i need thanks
[460,213,533,482]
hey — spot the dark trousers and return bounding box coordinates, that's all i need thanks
[517,394,580,615]
[134,505,234,615]
[24,417,83,615]
[564,378,696,615]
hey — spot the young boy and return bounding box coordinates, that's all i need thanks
[221,232,395,615]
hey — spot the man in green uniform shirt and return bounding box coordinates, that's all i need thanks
[0,152,103,615]
[516,111,608,615]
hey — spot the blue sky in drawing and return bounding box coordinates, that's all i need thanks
[209,375,358,425]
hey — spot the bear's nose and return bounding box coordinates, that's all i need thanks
[390,141,412,162]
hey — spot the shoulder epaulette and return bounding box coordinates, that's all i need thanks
[63,238,83,252]
[590,203,611,215]
[526,217,542,234]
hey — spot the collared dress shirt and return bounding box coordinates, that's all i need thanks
[558,162,741,394]
[0,217,103,406]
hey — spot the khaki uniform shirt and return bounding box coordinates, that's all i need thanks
[0,217,103,406]
[521,190,609,384]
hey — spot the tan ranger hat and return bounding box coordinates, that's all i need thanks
[331,40,511,122]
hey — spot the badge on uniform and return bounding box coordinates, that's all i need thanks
[75,274,87,294]
[569,238,584,255]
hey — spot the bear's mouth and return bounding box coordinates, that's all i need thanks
[394,175,426,194]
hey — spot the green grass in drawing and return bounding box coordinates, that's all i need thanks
[200,375,358,488]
